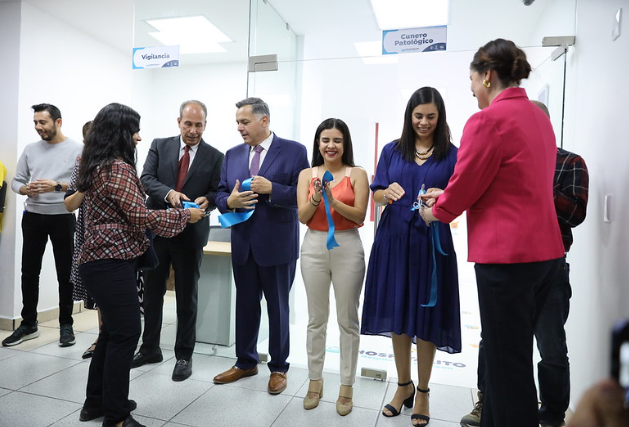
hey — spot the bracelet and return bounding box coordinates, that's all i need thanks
[310,195,321,207]
[382,190,389,203]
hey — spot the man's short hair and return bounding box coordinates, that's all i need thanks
[179,100,207,120]
[531,100,550,118]
[82,121,93,139]
[32,103,62,122]
[235,97,270,121]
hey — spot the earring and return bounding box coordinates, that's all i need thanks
[483,79,491,88]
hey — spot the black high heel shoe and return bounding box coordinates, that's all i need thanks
[382,380,415,417]
[411,387,430,426]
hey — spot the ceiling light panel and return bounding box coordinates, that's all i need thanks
[146,16,232,54]
[370,0,449,30]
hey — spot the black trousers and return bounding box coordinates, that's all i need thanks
[80,258,141,426]
[475,258,561,427]
[139,232,203,361]
[20,211,75,327]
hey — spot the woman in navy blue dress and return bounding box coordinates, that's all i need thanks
[361,87,461,426]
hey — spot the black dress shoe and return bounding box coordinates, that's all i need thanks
[82,342,97,359]
[131,351,163,368]
[172,358,192,381]
[103,415,145,427]
[80,400,137,422]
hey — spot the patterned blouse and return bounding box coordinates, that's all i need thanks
[79,159,190,264]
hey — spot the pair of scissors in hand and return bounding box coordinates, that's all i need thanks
[411,183,427,211]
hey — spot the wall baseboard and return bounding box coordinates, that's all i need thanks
[0,302,85,331]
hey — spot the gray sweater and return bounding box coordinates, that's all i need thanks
[11,138,83,215]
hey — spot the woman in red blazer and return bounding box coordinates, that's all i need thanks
[422,39,564,427]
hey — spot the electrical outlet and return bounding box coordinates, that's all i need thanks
[259,352,269,362]
[361,367,387,381]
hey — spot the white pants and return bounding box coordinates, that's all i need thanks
[300,228,365,385]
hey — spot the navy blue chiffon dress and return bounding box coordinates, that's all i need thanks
[361,141,461,354]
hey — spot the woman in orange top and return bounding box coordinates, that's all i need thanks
[297,118,369,416]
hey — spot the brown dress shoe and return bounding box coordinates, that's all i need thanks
[213,365,259,384]
[268,371,287,394]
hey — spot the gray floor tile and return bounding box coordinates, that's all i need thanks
[0,391,81,427]
[130,371,213,421]
[0,346,20,362]
[0,352,80,390]
[170,385,291,427]
[21,361,90,404]
[430,383,475,423]
[273,397,380,426]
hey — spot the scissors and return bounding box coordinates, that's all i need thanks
[411,183,427,211]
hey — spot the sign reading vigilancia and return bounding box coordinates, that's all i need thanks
[132,45,180,69]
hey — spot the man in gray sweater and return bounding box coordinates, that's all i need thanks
[4,103,83,347]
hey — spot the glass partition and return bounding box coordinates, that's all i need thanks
[240,0,577,382]
[247,0,299,141]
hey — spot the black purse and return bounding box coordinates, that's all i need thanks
[138,229,159,271]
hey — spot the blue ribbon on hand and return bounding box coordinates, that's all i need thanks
[321,171,339,250]
[218,178,255,228]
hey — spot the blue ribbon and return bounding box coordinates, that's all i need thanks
[321,171,339,250]
[218,178,255,228]
[412,183,448,308]
[422,223,448,307]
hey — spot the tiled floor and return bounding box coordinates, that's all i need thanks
[0,293,476,427]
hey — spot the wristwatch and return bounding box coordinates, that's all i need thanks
[55,182,63,192]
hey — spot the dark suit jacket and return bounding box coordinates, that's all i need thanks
[141,136,224,248]
[216,134,308,267]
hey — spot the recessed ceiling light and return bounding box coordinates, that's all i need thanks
[370,0,449,30]
[146,16,232,54]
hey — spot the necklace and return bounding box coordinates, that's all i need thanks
[415,145,434,160]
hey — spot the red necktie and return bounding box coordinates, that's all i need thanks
[175,145,190,192]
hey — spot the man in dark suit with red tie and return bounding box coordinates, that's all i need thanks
[132,100,224,381]
[213,97,308,394]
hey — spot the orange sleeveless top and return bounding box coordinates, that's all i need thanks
[306,167,363,231]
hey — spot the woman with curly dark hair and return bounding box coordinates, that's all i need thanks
[76,103,204,427]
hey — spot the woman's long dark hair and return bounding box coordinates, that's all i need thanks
[396,87,452,162]
[76,103,140,192]
[311,118,355,167]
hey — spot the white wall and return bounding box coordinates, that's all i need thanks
[563,0,629,403]
[0,1,135,321]
[0,1,22,321]
[133,61,248,167]
[0,1,250,321]
[291,0,623,409]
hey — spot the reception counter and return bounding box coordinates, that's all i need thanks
[196,240,235,346]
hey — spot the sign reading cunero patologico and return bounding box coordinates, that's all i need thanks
[382,25,447,55]
[132,45,180,69]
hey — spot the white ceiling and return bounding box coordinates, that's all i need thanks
[2,0,576,64]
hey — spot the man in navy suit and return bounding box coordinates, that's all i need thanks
[213,97,308,394]
[132,100,224,381]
